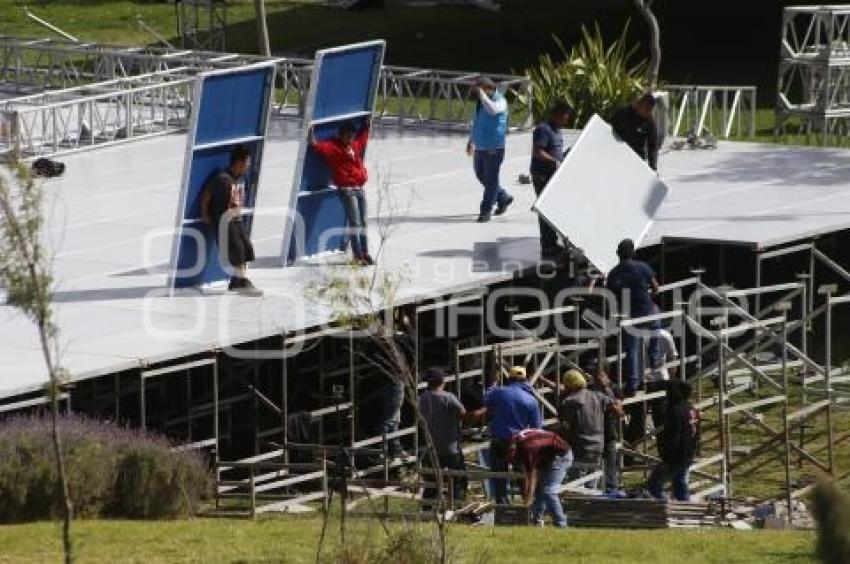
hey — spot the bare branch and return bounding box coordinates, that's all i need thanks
[634,0,662,91]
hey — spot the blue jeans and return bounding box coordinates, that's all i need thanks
[381,379,405,456]
[532,174,558,250]
[531,450,572,527]
[337,188,368,256]
[623,315,663,393]
[473,148,510,215]
[489,438,511,505]
[648,461,690,501]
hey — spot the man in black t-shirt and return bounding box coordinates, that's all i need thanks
[611,94,659,171]
[647,380,699,501]
[530,101,572,258]
[200,145,262,296]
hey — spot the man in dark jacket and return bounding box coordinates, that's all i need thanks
[647,379,699,501]
[611,94,659,171]
[530,101,572,258]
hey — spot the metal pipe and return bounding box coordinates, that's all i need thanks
[24,8,80,42]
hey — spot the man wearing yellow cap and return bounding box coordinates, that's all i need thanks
[559,369,620,487]
[484,365,543,504]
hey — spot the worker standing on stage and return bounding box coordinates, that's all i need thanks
[308,119,374,266]
[467,77,513,223]
[530,101,573,258]
[200,145,262,297]
[611,94,659,171]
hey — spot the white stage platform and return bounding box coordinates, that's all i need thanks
[3,125,850,398]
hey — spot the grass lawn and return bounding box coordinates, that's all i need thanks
[0,518,817,563]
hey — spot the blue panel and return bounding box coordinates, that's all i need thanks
[171,64,274,289]
[195,68,271,145]
[173,144,263,288]
[287,191,347,263]
[285,41,384,263]
[313,46,382,120]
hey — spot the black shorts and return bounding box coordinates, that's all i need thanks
[219,218,254,266]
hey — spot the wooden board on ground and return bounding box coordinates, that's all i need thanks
[563,495,718,529]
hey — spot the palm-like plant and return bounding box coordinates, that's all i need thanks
[524,23,648,127]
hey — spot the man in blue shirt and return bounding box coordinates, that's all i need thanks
[467,77,513,223]
[606,238,663,452]
[484,366,542,504]
[605,239,661,389]
[530,101,572,258]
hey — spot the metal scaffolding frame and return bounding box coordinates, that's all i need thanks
[3,247,849,520]
[665,85,757,139]
[0,35,765,159]
[776,5,850,142]
[176,0,228,52]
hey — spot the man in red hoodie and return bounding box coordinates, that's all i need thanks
[308,120,373,265]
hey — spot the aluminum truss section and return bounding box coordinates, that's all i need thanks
[0,36,534,131]
[666,85,757,139]
[1,72,194,158]
[0,35,273,92]
[375,66,533,130]
[177,0,228,52]
[777,6,850,142]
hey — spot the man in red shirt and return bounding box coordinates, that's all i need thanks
[509,428,571,527]
[308,120,373,266]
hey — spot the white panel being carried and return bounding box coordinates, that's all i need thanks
[532,114,670,273]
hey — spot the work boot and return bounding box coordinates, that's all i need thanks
[359,254,375,266]
[476,213,491,223]
[494,195,514,216]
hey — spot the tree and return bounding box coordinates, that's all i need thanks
[254,0,271,57]
[633,0,661,91]
[307,170,450,563]
[0,158,73,562]
[524,23,647,126]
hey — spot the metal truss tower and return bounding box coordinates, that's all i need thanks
[776,5,850,143]
[176,0,228,52]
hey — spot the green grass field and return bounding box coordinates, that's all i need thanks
[0,518,818,563]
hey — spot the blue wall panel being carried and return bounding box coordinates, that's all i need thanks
[283,41,385,263]
[168,63,275,290]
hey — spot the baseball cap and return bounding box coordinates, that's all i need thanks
[562,369,587,391]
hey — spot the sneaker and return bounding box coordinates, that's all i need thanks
[476,213,491,223]
[229,277,263,297]
[494,195,514,216]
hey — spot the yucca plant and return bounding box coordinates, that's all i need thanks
[524,23,648,126]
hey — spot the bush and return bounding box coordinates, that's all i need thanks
[523,23,648,126]
[809,478,850,564]
[0,414,212,522]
